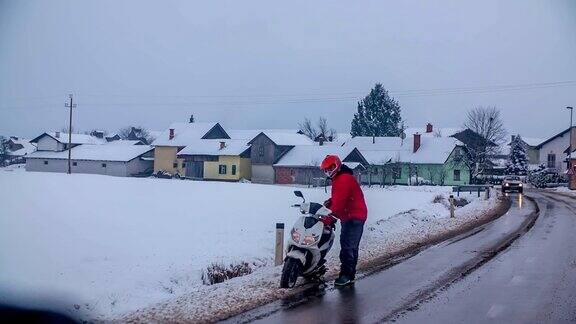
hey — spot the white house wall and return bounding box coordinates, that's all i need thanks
[26,158,131,177]
[36,136,64,151]
[538,130,576,172]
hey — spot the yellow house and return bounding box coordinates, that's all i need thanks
[152,122,230,176]
[177,140,252,181]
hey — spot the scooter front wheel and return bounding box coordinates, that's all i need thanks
[280,258,302,288]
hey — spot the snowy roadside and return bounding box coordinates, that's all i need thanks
[121,189,506,323]
[0,171,504,323]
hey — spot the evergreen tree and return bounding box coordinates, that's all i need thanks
[350,83,402,137]
[505,135,529,175]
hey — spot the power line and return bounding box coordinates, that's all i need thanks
[1,80,575,111]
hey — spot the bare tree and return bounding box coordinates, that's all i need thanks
[317,117,337,139]
[464,106,507,146]
[0,136,9,166]
[298,118,318,141]
[118,126,155,144]
[299,117,337,141]
[460,106,507,181]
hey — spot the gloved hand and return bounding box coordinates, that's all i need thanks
[319,215,336,227]
[323,198,332,208]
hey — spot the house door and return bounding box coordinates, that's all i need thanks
[186,161,204,179]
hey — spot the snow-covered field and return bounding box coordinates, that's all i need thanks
[0,169,499,321]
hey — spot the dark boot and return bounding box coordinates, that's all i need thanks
[334,274,354,286]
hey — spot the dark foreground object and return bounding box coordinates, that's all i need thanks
[0,305,77,324]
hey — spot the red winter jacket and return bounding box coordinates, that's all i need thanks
[327,165,368,222]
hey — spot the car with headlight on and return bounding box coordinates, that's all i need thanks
[502,176,523,193]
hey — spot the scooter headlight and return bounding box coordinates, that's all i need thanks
[291,229,301,242]
[302,234,320,246]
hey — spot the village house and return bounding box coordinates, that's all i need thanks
[25,132,153,177]
[246,130,314,184]
[535,126,576,173]
[273,145,367,185]
[176,139,251,181]
[29,131,107,151]
[343,133,470,186]
[152,122,230,176]
[3,136,36,165]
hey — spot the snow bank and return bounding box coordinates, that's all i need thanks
[0,170,498,321]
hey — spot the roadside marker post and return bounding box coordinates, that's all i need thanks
[449,195,455,218]
[275,223,285,266]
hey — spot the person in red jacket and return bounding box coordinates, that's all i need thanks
[320,155,367,286]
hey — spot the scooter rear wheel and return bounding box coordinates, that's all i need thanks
[280,258,301,288]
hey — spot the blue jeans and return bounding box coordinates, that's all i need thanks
[339,220,365,278]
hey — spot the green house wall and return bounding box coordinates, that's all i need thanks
[360,150,470,186]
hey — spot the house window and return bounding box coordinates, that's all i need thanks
[547,153,556,168]
[102,163,107,168]
[258,146,264,157]
[44,160,48,165]
[231,165,237,175]
[173,162,178,168]
[182,162,186,168]
[219,165,227,174]
[454,170,461,181]
[73,162,77,166]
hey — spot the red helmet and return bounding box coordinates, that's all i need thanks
[320,155,342,178]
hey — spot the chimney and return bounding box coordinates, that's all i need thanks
[219,141,226,149]
[55,131,60,138]
[413,133,421,153]
[426,123,433,133]
[169,128,175,140]
[189,114,195,123]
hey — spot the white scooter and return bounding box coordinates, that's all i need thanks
[280,190,336,288]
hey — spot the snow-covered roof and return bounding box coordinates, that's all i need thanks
[177,139,250,156]
[152,122,226,146]
[400,137,461,164]
[345,136,462,165]
[105,140,143,146]
[522,137,543,147]
[360,150,399,165]
[31,132,107,145]
[343,136,410,152]
[7,138,36,156]
[274,145,358,167]
[248,130,314,146]
[403,127,461,138]
[26,145,153,162]
[227,129,264,141]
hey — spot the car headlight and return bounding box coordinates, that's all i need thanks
[302,234,320,246]
[519,183,523,186]
[505,183,510,186]
[291,229,301,242]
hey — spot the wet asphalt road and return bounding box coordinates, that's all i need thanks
[228,191,576,323]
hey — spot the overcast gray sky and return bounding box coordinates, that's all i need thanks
[1,0,575,139]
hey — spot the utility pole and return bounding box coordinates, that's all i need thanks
[568,106,574,189]
[65,94,77,174]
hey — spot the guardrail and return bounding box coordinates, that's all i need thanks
[453,185,493,198]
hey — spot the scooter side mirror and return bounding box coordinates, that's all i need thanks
[294,190,305,202]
